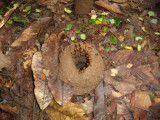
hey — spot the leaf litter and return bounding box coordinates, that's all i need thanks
[0,0,160,120]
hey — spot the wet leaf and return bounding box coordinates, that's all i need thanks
[95,1,126,15]
[64,24,72,31]
[46,100,89,120]
[94,81,108,120]
[11,17,51,47]
[0,53,11,71]
[64,8,72,14]
[148,11,154,17]
[42,34,73,105]
[110,35,117,44]
[31,52,53,110]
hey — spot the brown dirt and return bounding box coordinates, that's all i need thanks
[59,42,104,95]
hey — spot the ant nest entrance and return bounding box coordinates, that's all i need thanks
[59,42,104,95]
[71,42,92,74]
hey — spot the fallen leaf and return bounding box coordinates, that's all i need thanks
[131,91,152,110]
[41,34,73,106]
[117,81,136,95]
[94,81,108,120]
[117,101,134,120]
[131,64,155,83]
[11,17,51,47]
[0,53,11,71]
[81,97,94,114]
[46,100,89,120]
[32,52,53,110]
[95,1,126,15]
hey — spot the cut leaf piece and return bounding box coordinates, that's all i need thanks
[137,45,141,51]
[154,32,160,36]
[148,11,154,17]
[110,19,115,24]
[110,35,117,44]
[91,14,97,19]
[135,36,142,41]
[64,24,72,31]
[64,8,72,14]
[80,34,86,40]
[105,46,110,52]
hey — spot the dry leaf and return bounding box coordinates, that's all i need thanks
[117,101,134,120]
[11,17,51,47]
[41,34,73,105]
[32,52,53,110]
[95,1,126,15]
[94,81,108,120]
[117,81,136,95]
[131,91,152,110]
[0,53,11,71]
[45,100,89,120]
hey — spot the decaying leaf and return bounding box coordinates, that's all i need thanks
[94,81,108,120]
[95,1,126,15]
[11,17,51,47]
[0,53,11,71]
[32,52,53,110]
[131,91,152,110]
[117,101,134,120]
[41,34,73,105]
[45,100,89,120]
[111,50,158,67]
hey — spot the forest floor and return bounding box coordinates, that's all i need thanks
[0,0,160,120]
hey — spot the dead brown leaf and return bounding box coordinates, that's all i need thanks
[131,91,152,110]
[95,1,126,15]
[111,50,158,67]
[117,81,136,95]
[131,64,155,84]
[45,100,89,120]
[117,101,134,120]
[94,81,108,120]
[41,33,73,106]
[31,52,53,110]
[0,53,11,71]
[11,17,51,47]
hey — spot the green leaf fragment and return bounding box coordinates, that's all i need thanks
[135,36,143,41]
[148,11,154,17]
[110,19,115,24]
[89,19,96,24]
[26,6,31,10]
[22,20,26,25]
[6,7,11,10]
[131,31,134,38]
[137,45,141,51]
[105,46,110,52]
[138,17,143,21]
[13,3,19,7]
[75,30,80,33]
[102,16,110,22]
[97,17,103,22]
[103,27,107,32]
[81,22,87,26]
[110,35,117,44]
[64,24,72,30]
[43,69,49,76]
[126,18,130,22]
[115,18,120,27]
[64,8,72,14]
[149,92,154,100]
[35,9,41,13]
[80,34,86,40]
[71,36,75,41]
[8,20,13,24]
[13,16,19,21]
[150,19,157,24]
[154,32,160,35]
[101,12,108,15]
[91,14,97,19]
[0,10,3,15]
